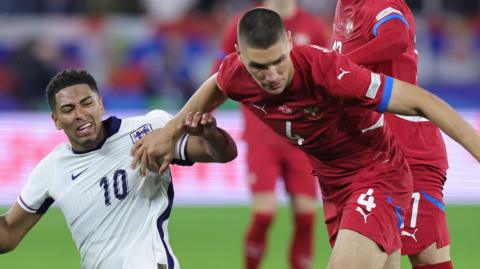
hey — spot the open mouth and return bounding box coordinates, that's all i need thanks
[76,122,93,135]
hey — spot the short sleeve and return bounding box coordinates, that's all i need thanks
[18,155,55,214]
[371,5,410,38]
[145,110,174,129]
[307,45,393,111]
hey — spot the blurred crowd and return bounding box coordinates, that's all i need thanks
[0,0,479,111]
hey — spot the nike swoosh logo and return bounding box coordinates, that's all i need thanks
[71,168,88,181]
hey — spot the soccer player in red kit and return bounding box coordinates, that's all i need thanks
[332,1,452,268]
[212,1,329,268]
[131,8,480,269]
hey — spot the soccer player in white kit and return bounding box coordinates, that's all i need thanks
[0,69,238,269]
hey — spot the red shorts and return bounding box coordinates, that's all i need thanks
[323,185,412,254]
[401,165,450,255]
[317,152,413,254]
[245,138,317,198]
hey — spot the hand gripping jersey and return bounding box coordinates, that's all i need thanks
[18,110,191,269]
[332,0,448,188]
[217,46,410,199]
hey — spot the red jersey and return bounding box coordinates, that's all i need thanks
[217,45,409,195]
[332,0,448,183]
[213,7,329,142]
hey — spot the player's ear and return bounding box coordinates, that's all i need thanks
[51,112,62,130]
[286,31,293,49]
[235,43,240,56]
[98,95,105,115]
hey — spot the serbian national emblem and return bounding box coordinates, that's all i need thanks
[303,105,323,120]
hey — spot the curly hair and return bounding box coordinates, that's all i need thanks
[45,69,99,111]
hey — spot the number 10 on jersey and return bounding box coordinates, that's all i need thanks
[99,169,129,206]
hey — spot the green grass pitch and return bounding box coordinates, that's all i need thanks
[1,206,479,268]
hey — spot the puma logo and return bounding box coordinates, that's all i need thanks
[401,228,418,242]
[356,206,371,224]
[251,103,267,115]
[337,68,351,80]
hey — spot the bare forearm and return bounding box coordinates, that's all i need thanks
[387,80,480,162]
[172,75,227,132]
[201,127,238,163]
[0,216,13,253]
[419,93,480,161]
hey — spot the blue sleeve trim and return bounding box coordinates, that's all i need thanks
[377,76,394,112]
[373,14,409,37]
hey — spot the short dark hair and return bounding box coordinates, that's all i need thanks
[46,69,99,111]
[238,8,286,49]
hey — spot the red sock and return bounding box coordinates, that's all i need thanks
[244,212,274,269]
[413,261,453,269]
[290,212,315,269]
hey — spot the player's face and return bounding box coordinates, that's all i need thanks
[52,84,105,152]
[238,32,294,95]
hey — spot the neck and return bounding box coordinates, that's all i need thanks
[263,0,297,18]
[71,124,106,153]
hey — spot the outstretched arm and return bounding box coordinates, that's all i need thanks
[386,79,480,161]
[0,203,42,253]
[131,74,228,175]
[180,112,237,163]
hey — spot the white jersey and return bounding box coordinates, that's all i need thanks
[18,110,191,269]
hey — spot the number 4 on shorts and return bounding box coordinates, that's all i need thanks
[357,188,376,212]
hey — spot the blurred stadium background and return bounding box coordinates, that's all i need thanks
[0,0,479,268]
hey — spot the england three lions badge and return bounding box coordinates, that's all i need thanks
[130,124,153,144]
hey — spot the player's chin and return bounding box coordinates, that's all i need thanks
[265,87,285,95]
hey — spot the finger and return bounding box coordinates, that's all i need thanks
[159,156,171,175]
[130,138,143,156]
[131,144,143,169]
[207,114,216,126]
[201,113,209,125]
[140,150,148,177]
[185,112,194,126]
[147,152,160,173]
[192,112,203,127]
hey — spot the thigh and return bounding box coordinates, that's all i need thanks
[328,229,390,269]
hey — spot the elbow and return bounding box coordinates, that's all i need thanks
[0,241,17,254]
[218,145,238,163]
[227,146,238,162]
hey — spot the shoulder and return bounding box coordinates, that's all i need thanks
[293,45,338,66]
[30,144,65,177]
[217,53,246,88]
[122,110,173,131]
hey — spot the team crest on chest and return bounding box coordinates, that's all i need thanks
[130,123,153,143]
[278,104,293,115]
[302,105,324,120]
